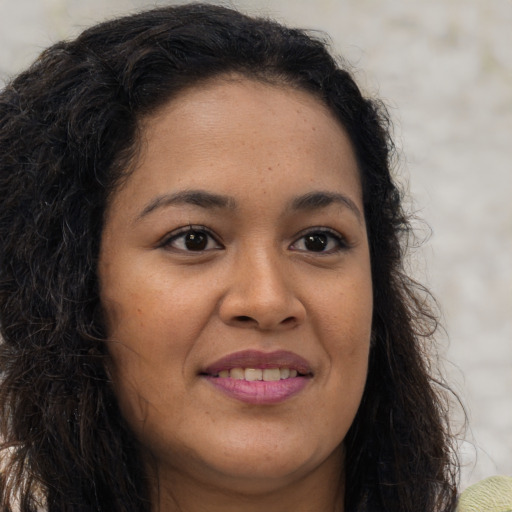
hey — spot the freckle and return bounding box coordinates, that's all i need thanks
[267,166,272,171]
[137,308,142,314]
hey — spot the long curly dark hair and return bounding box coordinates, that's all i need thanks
[0,4,459,511]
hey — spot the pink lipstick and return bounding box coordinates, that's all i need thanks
[202,350,312,404]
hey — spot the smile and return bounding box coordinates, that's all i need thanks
[215,367,300,381]
[202,350,312,404]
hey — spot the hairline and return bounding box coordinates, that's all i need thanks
[104,70,362,219]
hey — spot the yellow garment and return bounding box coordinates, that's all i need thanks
[457,476,512,512]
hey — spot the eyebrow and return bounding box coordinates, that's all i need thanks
[136,190,236,220]
[136,189,362,223]
[289,191,363,223]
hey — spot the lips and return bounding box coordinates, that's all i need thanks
[201,350,312,404]
[202,349,313,376]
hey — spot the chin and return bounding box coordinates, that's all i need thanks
[178,437,343,495]
[202,458,317,494]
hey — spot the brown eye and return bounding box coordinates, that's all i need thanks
[290,229,347,254]
[184,231,208,251]
[162,227,222,252]
[304,233,328,252]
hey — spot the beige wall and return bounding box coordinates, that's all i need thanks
[1,0,511,488]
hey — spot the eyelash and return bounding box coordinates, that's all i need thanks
[160,226,349,254]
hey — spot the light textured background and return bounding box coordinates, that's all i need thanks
[1,0,511,489]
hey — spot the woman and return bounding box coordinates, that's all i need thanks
[0,4,459,511]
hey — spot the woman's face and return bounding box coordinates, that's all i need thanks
[98,77,373,496]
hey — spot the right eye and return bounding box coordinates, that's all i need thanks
[161,227,223,252]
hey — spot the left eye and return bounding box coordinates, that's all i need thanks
[162,228,222,252]
[290,230,346,253]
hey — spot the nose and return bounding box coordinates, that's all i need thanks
[218,249,306,331]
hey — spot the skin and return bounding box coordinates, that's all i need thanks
[98,76,373,512]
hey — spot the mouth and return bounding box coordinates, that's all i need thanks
[210,367,305,381]
[201,350,312,404]
[202,349,313,378]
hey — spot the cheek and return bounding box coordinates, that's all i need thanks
[104,301,191,446]
[101,267,215,348]
[313,266,373,401]
[314,263,373,346]
[100,290,192,424]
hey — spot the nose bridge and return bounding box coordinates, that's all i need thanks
[219,240,304,329]
[244,244,287,298]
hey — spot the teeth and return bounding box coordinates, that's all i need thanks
[280,368,290,379]
[230,368,245,380]
[216,367,301,380]
[245,368,262,381]
[262,368,281,381]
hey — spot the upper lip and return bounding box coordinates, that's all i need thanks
[202,350,313,376]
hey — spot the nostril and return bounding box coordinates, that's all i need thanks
[235,315,253,323]
[281,316,296,326]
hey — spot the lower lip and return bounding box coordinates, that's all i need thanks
[204,376,309,404]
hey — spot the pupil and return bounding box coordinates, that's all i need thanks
[185,231,207,251]
[305,234,327,252]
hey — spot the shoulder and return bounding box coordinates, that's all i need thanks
[456,476,512,512]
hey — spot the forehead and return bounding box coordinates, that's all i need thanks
[141,76,348,154]
[108,76,362,220]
